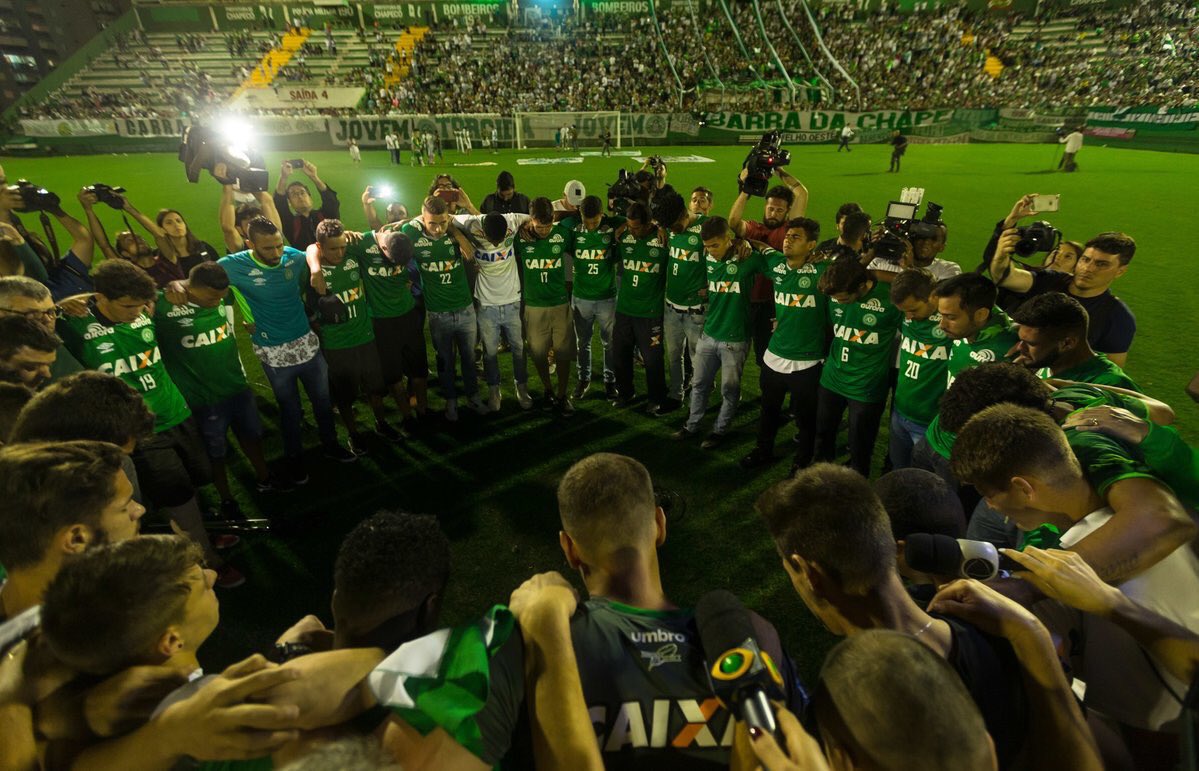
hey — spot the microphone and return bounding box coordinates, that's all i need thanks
[904,533,1018,581]
[695,590,784,739]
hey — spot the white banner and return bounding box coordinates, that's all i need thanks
[232,86,365,111]
[113,116,191,138]
[251,115,330,136]
[20,118,115,138]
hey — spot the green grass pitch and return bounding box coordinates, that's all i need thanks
[6,141,1197,680]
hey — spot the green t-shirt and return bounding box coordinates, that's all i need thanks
[665,214,707,308]
[764,251,829,362]
[945,310,1019,387]
[568,216,619,301]
[1054,353,1139,391]
[316,256,374,350]
[402,221,472,313]
[894,313,951,425]
[516,225,571,308]
[1140,423,1199,509]
[615,229,668,318]
[819,281,903,403]
[154,294,248,408]
[1068,429,1156,498]
[58,306,191,433]
[355,230,415,319]
[703,251,767,343]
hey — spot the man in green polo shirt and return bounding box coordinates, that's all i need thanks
[813,257,902,476]
[516,197,576,415]
[612,201,669,413]
[888,268,951,470]
[362,229,427,428]
[672,216,766,449]
[740,217,830,474]
[1012,291,1138,389]
[566,195,621,401]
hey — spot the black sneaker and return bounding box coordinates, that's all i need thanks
[739,448,774,470]
[653,399,681,416]
[701,433,725,450]
[323,443,358,463]
[572,380,591,400]
[375,419,404,442]
[672,427,696,441]
[541,393,559,411]
[604,382,618,401]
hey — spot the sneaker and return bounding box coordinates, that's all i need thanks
[322,443,358,463]
[213,533,241,550]
[612,394,634,408]
[487,385,502,413]
[375,420,403,442]
[215,564,246,589]
[672,427,696,441]
[558,397,575,417]
[256,474,293,493]
[345,435,369,457]
[739,448,774,470]
[541,393,559,412]
[516,383,534,410]
[653,399,681,417]
[445,398,459,422]
[701,433,725,450]
[604,382,618,401]
[572,380,590,400]
[467,393,489,415]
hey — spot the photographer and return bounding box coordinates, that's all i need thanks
[427,174,478,216]
[868,221,960,282]
[361,186,407,231]
[0,172,95,301]
[1059,126,1084,172]
[156,209,218,275]
[217,172,283,254]
[82,188,185,288]
[728,166,810,365]
[273,160,340,250]
[480,171,530,215]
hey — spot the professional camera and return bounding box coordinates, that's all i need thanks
[870,200,944,261]
[740,131,791,198]
[607,168,644,214]
[1014,221,1060,258]
[12,180,61,213]
[84,183,127,210]
[178,124,269,194]
[646,155,664,170]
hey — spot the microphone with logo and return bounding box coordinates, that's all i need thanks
[695,590,785,740]
[904,533,1021,581]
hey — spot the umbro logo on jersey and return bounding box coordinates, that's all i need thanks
[176,318,194,328]
[628,630,686,644]
[96,341,115,354]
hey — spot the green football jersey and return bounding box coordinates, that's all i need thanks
[516,225,571,308]
[702,251,767,343]
[402,221,472,313]
[355,231,415,319]
[1054,353,1139,391]
[154,293,248,408]
[819,281,903,403]
[317,256,374,350]
[616,229,668,318]
[568,216,619,301]
[764,251,829,362]
[59,307,191,433]
[665,214,707,308]
[894,313,951,425]
[945,309,1019,387]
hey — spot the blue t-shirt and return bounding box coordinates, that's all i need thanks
[45,251,94,302]
[217,247,311,348]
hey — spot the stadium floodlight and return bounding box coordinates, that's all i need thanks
[217,117,257,157]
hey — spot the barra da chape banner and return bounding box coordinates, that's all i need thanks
[702,109,957,135]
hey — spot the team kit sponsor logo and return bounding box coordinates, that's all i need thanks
[589,699,734,751]
[181,322,234,350]
[833,325,881,345]
[623,260,662,273]
[901,336,949,359]
[774,292,817,308]
[98,347,165,378]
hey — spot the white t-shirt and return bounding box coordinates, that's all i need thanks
[384,133,398,150]
[1063,131,1084,153]
[840,126,854,139]
[453,213,530,306]
[868,256,961,281]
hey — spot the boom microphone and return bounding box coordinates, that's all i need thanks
[695,590,784,738]
[905,533,1018,581]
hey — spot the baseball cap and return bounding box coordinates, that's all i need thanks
[563,180,586,207]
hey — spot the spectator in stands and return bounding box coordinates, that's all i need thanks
[481,172,530,215]
[0,315,58,390]
[273,160,340,251]
[0,275,82,381]
[156,209,218,275]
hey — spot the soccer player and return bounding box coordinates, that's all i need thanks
[402,197,485,421]
[813,258,902,476]
[1012,291,1138,388]
[515,198,575,415]
[155,262,279,517]
[655,191,705,408]
[273,160,340,251]
[672,217,766,449]
[452,210,534,412]
[57,261,236,585]
[689,186,713,216]
[361,230,428,426]
[612,202,669,412]
[310,219,401,447]
[566,196,620,401]
[217,217,350,474]
[740,218,829,473]
[888,130,908,172]
[888,269,951,470]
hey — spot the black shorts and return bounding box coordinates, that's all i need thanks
[324,341,386,403]
[131,418,213,509]
[372,310,429,383]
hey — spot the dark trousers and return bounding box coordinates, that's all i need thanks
[912,437,983,516]
[814,385,886,477]
[757,363,822,467]
[889,149,904,172]
[389,148,401,164]
[748,301,774,367]
[613,313,666,404]
[838,137,851,152]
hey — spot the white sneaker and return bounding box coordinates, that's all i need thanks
[487,385,502,413]
[445,399,459,422]
[468,393,489,415]
[516,383,533,410]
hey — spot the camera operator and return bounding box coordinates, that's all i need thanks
[0,172,95,301]
[868,222,961,282]
[1059,126,1084,172]
[218,169,283,254]
[888,130,908,173]
[815,208,871,262]
[273,160,340,250]
[82,188,185,288]
[481,171,530,215]
[728,166,810,365]
[361,186,407,231]
[988,195,1136,366]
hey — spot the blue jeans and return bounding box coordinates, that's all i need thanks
[192,388,264,459]
[479,302,528,387]
[664,305,705,400]
[888,409,928,471]
[260,351,337,458]
[572,297,615,384]
[428,307,478,400]
[685,334,748,435]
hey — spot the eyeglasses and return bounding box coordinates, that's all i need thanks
[0,306,58,320]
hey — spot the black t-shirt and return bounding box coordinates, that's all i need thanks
[814,238,860,261]
[273,187,341,250]
[1019,270,1136,355]
[477,598,806,770]
[178,239,220,276]
[935,614,1030,770]
[481,192,531,215]
[891,134,907,153]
